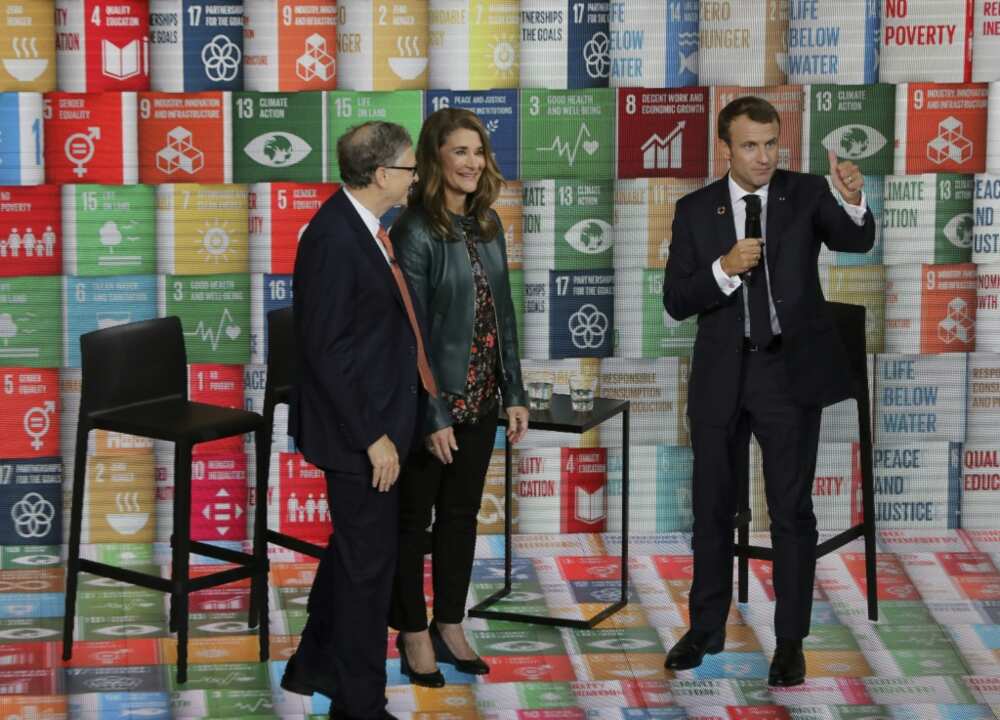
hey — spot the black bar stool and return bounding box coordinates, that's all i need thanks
[63,316,270,683]
[735,301,878,621]
[247,306,324,628]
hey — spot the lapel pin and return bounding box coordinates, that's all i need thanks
[717,205,726,215]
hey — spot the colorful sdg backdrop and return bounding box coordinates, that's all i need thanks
[2,0,1000,717]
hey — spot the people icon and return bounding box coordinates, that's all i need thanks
[22,228,35,257]
[287,492,299,523]
[7,228,20,257]
[43,226,56,256]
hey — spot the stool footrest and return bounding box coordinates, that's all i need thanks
[79,559,172,592]
[733,545,773,561]
[189,540,254,565]
[189,564,261,593]
[816,524,865,557]
[265,529,324,559]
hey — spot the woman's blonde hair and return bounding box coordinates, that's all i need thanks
[411,108,504,241]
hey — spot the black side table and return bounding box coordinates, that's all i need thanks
[467,394,630,629]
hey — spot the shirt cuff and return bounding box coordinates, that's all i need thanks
[713,257,742,296]
[838,190,868,226]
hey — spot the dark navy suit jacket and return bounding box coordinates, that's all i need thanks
[290,189,428,473]
[663,170,876,424]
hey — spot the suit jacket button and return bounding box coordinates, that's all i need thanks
[409,345,416,355]
[410,384,417,394]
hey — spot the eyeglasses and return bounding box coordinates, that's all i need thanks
[384,165,418,174]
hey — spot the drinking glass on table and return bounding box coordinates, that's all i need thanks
[526,370,554,411]
[569,373,597,412]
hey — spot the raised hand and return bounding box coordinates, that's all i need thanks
[828,149,863,205]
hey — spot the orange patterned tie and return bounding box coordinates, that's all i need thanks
[376,226,439,397]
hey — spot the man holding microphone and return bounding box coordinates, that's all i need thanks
[662,96,875,686]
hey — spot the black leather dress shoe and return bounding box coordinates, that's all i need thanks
[663,628,726,670]
[396,632,446,688]
[281,653,336,698]
[768,638,806,687]
[430,620,490,675]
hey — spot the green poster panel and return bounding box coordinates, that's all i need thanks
[78,586,163,616]
[803,624,861,652]
[521,89,615,180]
[328,91,424,183]
[554,181,613,270]
[571,626,665,654]
[167,663,271,692]
[805,83,895,175]
[469,627,565,656]
[233,92,327,183]
[63,185,157,277]
[0,545,61,569]
[934,174,975,264]
[0,276,62,368]
[164,273,250,364]
[78,615,167,641]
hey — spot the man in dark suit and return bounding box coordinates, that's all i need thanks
[283,121,437,719]
[662,96,875,686]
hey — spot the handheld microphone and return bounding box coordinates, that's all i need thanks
[741,204,762,283]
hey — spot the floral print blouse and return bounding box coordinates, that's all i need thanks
[441,217,500,424]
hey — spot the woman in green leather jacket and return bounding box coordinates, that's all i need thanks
[388,108,529,686]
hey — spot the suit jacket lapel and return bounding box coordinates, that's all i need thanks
[336,190,405,312]
[765,170,788,271]
[711,177,737,258]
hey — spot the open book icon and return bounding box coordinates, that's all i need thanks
[102,39,143,80]
[575,485,605,524]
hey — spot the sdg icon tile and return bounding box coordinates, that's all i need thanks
[149,0,244,92]
[521,89,615,180]
[62,184,157,276]
[161,273,250,364]
[233,91,327,183]
[0,276,62,368]
[0,186,61,277]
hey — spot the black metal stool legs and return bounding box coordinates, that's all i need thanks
[62,423,91,661]
[173,441,193,684]
[249,428,270,661]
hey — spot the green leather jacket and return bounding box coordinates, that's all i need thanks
[390,206,527,434]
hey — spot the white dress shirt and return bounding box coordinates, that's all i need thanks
[343,187,392,266]
[711,174,869,337]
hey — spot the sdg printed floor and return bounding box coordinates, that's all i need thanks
[2,529,999,719]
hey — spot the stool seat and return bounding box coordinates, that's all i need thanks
[63,316,269,685]
[92,398,263,443]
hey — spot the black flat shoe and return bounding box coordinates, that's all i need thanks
[429,620,489,675]
[281,653,336,698]
[768,638,805,687]
[664,627,726,671]
[396,632,446,688]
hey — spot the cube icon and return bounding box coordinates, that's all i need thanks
[938,296,975,345]
[926,116,974,167]
[296,34,335,82]
[947,297,969,321]
[155,126,205,175]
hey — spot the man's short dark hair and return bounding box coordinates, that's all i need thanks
[717,96,780,144]
[337,121,412,188]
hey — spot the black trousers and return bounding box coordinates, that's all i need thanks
[389,413,499,632]
[294,469,398,718]
[688,344,822,640]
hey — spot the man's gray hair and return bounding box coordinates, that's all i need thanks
[336,122,412,188]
